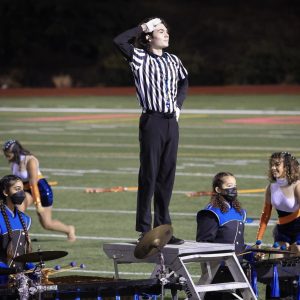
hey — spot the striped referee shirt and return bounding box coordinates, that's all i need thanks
[114,26,188,113]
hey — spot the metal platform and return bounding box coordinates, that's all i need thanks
[103,241,257,300]
[103,241,234,265]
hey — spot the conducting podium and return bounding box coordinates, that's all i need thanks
[103,225,257,300]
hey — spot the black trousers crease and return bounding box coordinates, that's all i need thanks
[135,113,179,233]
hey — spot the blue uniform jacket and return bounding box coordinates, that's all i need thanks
[196,202,246,255]
[0,206,31,269]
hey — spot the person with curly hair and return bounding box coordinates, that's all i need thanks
[2,139,76,242]
[0,175,32,273]
[256,152,300,255]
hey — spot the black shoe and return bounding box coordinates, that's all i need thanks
[167,236,184,245]
[136,232,145,244]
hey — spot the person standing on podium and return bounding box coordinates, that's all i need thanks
[114,17,188,244]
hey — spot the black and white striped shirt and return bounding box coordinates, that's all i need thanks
[114,26,188,113]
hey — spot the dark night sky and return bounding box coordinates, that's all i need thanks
[0,0,299,87]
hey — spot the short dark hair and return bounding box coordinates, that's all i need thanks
[136,17,169,50]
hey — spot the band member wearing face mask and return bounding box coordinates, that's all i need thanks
[196,171,246,254]
[0,175,32,274]
[2,139,76,242]
[196,172,247,300]
[256,152,300,255]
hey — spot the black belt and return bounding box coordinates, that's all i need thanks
[143,109,175,119]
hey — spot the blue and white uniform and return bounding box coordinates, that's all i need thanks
[0,205,31,269]
[196,202,247,255]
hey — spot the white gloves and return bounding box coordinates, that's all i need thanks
[175,106,181,122]
[144,18,161,33]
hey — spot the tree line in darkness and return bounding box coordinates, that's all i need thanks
[0,0,299,87]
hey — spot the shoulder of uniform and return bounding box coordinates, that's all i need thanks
[133,48,146,55]
[19,211,31,223]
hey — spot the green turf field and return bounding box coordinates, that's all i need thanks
[0,94,299,299]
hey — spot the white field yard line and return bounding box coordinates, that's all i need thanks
[1,107,300,115]
[0,140,298,152]
[1,129,299,140]
[0,166,268,179]
[27,207,274,225]
[30,233,273,243]
[2,122,299,131]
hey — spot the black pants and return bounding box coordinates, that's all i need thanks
[135,112,179,233]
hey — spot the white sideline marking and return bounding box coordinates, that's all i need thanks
[0,140,298,152]
[0,166,268,179]
[30,232,274,241]
[27,207,275,226]
[1,129,299,140]
[1,107,300,115]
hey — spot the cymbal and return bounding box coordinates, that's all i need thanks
[134,225,173,259]
[13,251,68,263]
[241,247,295,255]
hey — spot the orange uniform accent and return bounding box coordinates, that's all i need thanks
[256,202,272,240]
[278,209,300,224]
[29,183,42,208]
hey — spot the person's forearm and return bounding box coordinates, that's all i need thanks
[176,77,188,109]
[256,202,272,241]
[113,26,143,60]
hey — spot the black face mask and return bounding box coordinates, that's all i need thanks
[10,190,26,205]
[222,187,237,202]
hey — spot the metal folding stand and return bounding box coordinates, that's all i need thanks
[103,241,257,300]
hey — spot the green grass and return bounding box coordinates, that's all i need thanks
[0,94,299,299]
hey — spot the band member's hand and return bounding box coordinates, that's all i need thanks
[144,18,161,33]
[175,106,181,122]
[254,240,265,260]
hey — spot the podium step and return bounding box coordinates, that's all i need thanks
[195,282,250,293]
[103,241,257,300]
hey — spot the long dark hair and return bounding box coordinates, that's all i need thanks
[136,17,169,50]
[268,152,299,185]
[210,172,242,214]
[2,139,31,165]
[0,175,32,258]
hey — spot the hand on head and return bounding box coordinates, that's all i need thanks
[144,18,161,33]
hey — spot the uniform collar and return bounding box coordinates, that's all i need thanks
[4,204,16,218]
[147,50,167,59]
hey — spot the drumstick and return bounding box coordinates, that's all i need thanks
[186,188,265,198]
[85,186,138,193]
